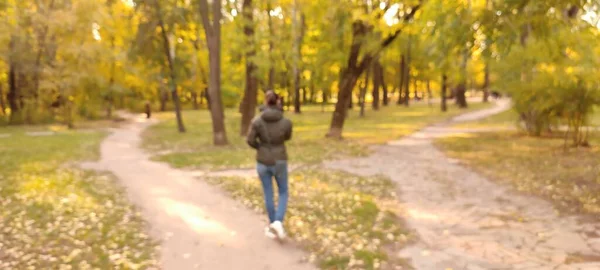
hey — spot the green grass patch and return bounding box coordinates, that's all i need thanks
[0,127,158,269]
[436,132,600,216]
[205,170,412,269]
[143,103,491,170]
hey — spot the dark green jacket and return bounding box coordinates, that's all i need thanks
[247,107,293,165]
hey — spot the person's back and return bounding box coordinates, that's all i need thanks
[246,91,292,240]
[247,107,292,165]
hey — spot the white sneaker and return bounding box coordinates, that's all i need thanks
[269,221,286,240]
[264,226,276,239]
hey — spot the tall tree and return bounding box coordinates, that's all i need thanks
[292,3,305,114]
[239,0,258,136]
[198,0,229,145]
[154,0,186,132]
[327,3,421,138]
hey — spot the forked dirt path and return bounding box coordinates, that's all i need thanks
[325,100,600,270]
[81,116,315,270]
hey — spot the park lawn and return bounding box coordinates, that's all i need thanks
[0,126,157,269]
[436,132,600,216]
[143,102,491,170]
[207,170,412,270]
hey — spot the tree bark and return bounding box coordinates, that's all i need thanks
[199,0,229,145]
[155,0,186,133]
[441,74,448,112]
[240,0,259,136]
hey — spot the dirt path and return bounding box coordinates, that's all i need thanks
[325,100,600,270]
[82,115,315,270]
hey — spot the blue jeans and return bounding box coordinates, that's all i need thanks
[257,161,288,223]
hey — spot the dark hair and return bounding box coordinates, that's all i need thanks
[265,90,278,106]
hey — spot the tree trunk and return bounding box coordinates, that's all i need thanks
[327,68,361,138]
[372,61,381,110]
[309,79,316,103]
[381,65,389,106]
[240,0,259,136]
[321,87,329,112]
[482,62,490,102]
[7,63,19,122]
[191,33,205,110]
[199,0,229,145]
[347,93,353,109]
[455,83,467,108]
[413,79,418,100]
[360,65,371,117]
[0,84,5,116]
[292,2,304,114]
[192,92,200,109]
[397,54,405,105]
[441,74,448,112]
[403,36,411,107]
[7,36,20,123]
[159,87,168,111]
[455,45,469,108]
[267,0,275,91]
[302,87,308,104]
[427,79,432,107]
[106,37,116,119]
[156,0,186,133]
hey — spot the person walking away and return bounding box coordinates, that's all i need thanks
[247,91,292,240]
[144,101,151,119]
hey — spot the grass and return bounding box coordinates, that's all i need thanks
[0,126,157,269]
[436,132,600,216]
[143,102,491,170]
[206,170,412,270]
